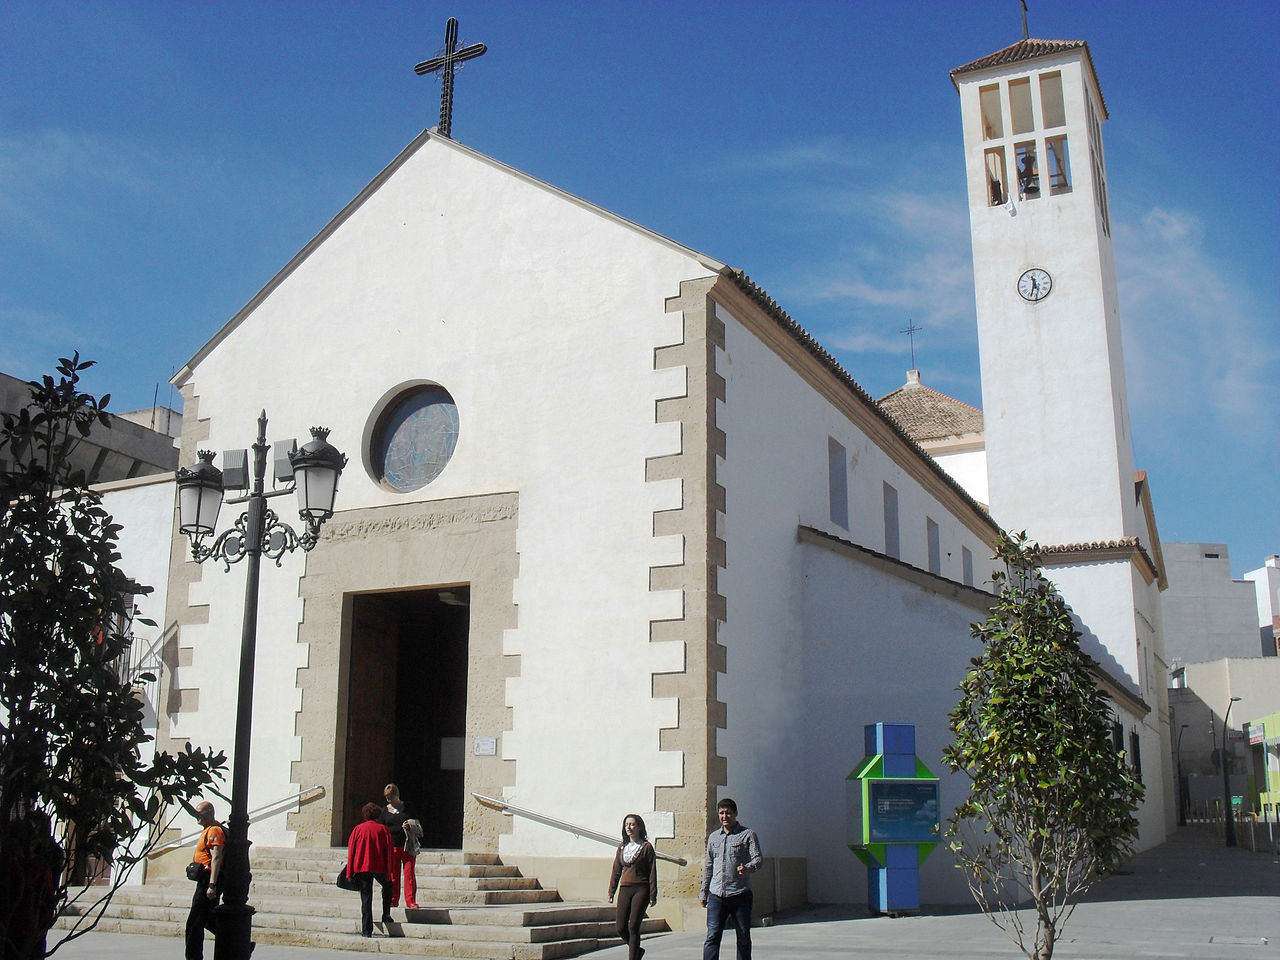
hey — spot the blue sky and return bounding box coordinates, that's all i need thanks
[2,0,1276,576]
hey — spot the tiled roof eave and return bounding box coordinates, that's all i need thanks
[949,38,1108,119]
[1039,537,1159,584]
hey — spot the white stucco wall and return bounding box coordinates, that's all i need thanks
[929,447,988,508]
[97,474,176,883]
[712,300,997,903]
[1162,543,1261,662]
[797,543,988,905]
[1244,556,1280,654]
[175,135,715,852]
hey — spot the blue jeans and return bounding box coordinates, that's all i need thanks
[704,889,752,960]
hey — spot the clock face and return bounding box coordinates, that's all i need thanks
[1017,268,1052,302]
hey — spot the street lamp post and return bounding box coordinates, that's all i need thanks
[1175,723,1189,827]
[1222,696,1242,848]
[176,411,346,960]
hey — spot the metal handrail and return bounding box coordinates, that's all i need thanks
[472,792,688,866]
[147,785,325,858]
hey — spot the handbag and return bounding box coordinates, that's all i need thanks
[336,864,359,891]
[188,824,214,880]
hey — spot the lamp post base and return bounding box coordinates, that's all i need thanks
[212,901,256,960]
[213,830,256,960]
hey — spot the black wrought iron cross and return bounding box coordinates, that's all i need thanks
[414,17,487,138]
[901,320,923,368]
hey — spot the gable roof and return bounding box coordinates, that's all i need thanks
[172,130,725,388]
[168,129,997,539]
[877,370,985,443]
[950,38,1108,119]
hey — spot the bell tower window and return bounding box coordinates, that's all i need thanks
[1039,72,1066,128]
[1009,77,1035,134]
[984,146,1008,205]
[1046,135,1071,194]
[980,84,1004,139]
[1015,141,1039,199]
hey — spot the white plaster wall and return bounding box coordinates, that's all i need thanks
[1182,658,1280,724]
[798,544,986,905]
[1163,543,1261,662]
[929,448,988,507]
[1244,556,1280,648]
[1049,560,1170,849]
[958,55,1139,546]
[179,136,713,854]
[98,475,176,882]
[712,301,996,900]
[1046,561,1140,686]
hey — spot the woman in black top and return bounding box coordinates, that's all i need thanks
[607,813,657,960]
[383,783,418,910]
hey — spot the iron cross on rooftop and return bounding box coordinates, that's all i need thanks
[414,16,487,139]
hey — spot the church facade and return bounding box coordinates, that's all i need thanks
[123,34,1170,923]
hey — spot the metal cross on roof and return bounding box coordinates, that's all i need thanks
[900,320,923,368]
[413,17,487,139]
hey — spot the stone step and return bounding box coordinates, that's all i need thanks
[54,914,641,959]
[251,847,501,866]
[249,866,540,889]
[69,894,621,929]
[103,882,564,911]
[74,847,669,958]
[408,905,615,927]
[254,885,560,906]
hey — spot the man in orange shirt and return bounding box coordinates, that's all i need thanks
[185,801,225,960]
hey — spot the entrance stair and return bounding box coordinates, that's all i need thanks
[58,847,667,957]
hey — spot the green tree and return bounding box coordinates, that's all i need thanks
[942,531,1144,960]
[0,355,225,960]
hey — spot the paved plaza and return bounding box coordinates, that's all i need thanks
[58,827,1277,960]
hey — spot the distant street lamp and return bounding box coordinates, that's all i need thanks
[176,411,346,960]
[1175,723,1189,827]
[1221,696,1242,848]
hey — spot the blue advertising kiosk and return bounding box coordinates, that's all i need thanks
[847,723,940,915]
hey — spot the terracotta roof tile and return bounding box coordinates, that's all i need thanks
[950,38,1108,119]
[877,371,984,443]
[1040,537,1159,580]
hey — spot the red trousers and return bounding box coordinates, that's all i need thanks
[390,848,417,907]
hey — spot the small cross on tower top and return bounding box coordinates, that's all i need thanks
[414,17,487,139]
[900,320,923,369]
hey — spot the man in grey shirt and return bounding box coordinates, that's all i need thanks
[699,797,762,960]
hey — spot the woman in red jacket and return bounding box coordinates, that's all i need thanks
[607,813,657,960]
[346,803,395,937]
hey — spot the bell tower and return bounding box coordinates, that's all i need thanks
[951,41,1172,843]
[951,40,1139,546]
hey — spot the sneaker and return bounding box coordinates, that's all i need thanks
[406,902,419,910]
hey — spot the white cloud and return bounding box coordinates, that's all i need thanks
[0,130,161,227]
[0,304,103,375]
[713,137,982,376]
[1140,207,1201,244]
[725,138,880,175]
[1116,202,1278,443]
